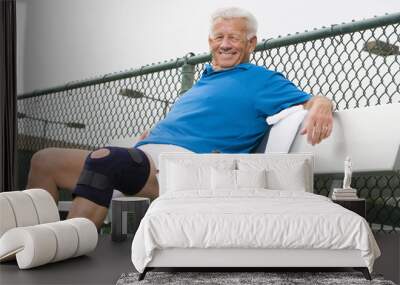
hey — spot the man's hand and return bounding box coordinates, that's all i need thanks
[137,130,149,141]
[300,96,334,145]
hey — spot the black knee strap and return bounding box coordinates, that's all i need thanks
[73,147,150,208]
[77,170,111,191]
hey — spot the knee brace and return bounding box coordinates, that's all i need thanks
[73,147,150,208]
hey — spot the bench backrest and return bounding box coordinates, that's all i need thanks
[290,103,400,174]
[109,103,400,175]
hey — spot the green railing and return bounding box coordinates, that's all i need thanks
[17,13,400,232]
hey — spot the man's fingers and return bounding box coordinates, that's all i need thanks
[300,116,312,136]
[320,125,330,141]
[302,97,334,145]
[138,130,149,141]
[326,124,333,137]
[308,127,316,145]
[311,124,332,145]
[298,115,333,145]
[312,125,322,145]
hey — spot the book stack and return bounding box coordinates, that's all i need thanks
[332,188,358,200]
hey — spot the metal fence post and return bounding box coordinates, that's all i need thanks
[180,53,195,94]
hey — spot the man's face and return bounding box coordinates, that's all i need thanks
[208,18,257,70]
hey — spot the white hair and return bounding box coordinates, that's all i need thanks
[210,7,258,39]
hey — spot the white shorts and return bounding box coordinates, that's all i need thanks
[136,144,193,170]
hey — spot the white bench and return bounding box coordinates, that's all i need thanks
[109,103,400,175]
[291,103,400,175]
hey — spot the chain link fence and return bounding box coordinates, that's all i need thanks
[17,13,400,232]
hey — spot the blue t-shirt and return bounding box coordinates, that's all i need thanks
[136,63,311,153]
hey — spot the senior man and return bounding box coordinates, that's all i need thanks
[27,7,333,228]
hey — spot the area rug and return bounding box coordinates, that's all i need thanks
[116,271,395,285]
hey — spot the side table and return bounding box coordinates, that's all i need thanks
[111,196,150,241]
[332,198,366,218]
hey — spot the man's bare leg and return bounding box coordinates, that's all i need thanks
[67,148,159,229]
[27,148,90,202]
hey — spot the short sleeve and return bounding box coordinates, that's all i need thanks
[254,71,311,117]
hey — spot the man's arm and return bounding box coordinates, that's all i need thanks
[300,96,334,145]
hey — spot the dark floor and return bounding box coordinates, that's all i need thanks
[373,232,400,284]
[0,235,134,285]
[1,233,399,285]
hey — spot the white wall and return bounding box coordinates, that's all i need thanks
[17,0,400,94]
